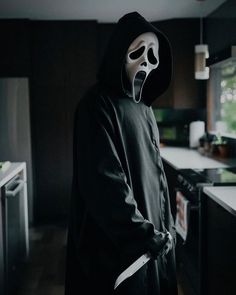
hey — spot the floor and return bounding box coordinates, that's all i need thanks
[15,224,184,295]
[17,224,67,295]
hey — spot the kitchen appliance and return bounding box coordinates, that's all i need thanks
[153,108,206,147]
[189,121,205,148]
[158,124,189,146]
[1,167,29,295]
[0,78,33,224]
[175,167,236,295]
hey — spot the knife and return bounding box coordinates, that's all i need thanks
[114,231,172,289]
[114,252,151,289]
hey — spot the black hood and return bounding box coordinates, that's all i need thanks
[97,11,172,106]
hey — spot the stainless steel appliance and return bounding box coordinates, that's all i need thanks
[176,167,236,295]
[1,171,28,295]
[0,78,33,224]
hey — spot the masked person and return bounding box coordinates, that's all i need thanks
[65,11,177,295]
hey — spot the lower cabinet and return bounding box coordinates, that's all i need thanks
[203,196,236,295]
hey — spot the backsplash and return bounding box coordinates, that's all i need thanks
[153,108,206,124]
[153,108,206,146]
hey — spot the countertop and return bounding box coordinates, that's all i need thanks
[160,146,236,216]
[160,146,229,169]
[0,162,26,187]
[203,186,236,216]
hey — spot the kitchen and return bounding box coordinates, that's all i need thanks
[0,0,236,294]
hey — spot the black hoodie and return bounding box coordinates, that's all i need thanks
[65,12,177,295]
[97,11,172,106]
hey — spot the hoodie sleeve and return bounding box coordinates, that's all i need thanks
[75,95,167,260]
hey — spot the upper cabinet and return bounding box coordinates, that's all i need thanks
[0,20,30,77]
[205,0,236,57]
[151,19,206,109]
[30,21,98,223]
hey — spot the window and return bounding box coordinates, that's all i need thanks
[220,65,236,133]
[208,60,236,136]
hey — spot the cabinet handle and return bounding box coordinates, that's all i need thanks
[5,180,24,198]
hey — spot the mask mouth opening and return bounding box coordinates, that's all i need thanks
[133,71,147,103]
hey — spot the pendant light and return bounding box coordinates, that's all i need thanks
[194,0,209,80]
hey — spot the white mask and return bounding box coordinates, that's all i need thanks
[125,32,159,103]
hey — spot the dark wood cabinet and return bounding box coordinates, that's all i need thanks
[152,19,206,109]
[0,20,30,77]
[205,0,236,57]
[30,21,97,223]
[203,195,236,295]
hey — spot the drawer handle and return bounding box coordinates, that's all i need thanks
[5,180,24,198]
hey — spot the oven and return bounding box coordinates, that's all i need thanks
[175,167,236,295]
[175,173,205,295]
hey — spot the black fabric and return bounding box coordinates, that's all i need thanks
[65,11,177,295]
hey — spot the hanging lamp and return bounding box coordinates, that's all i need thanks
[194,0,209,80]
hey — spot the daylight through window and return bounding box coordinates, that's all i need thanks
[209,62,236,136]
[220,64,236,134]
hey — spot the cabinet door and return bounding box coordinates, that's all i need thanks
[0,20,30,77]
[205,197,236,295]
[30,21,97,223]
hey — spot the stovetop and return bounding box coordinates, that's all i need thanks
[179,167,236,186]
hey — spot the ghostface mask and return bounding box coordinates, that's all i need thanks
[125,32,159,103]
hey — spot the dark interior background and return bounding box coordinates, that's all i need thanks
[0,0,235,225]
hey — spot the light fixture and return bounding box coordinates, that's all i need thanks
[194,0,209,80]
[195,44,209,79]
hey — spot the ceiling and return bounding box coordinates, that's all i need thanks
[0,0,227,22]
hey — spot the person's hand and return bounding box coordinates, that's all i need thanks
[147,231,169,259]
[159,231,173,257]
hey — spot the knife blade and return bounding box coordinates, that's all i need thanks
[114,252,151,290]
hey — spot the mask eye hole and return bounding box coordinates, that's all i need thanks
[129,46,145,60]
[148,48,158,65]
